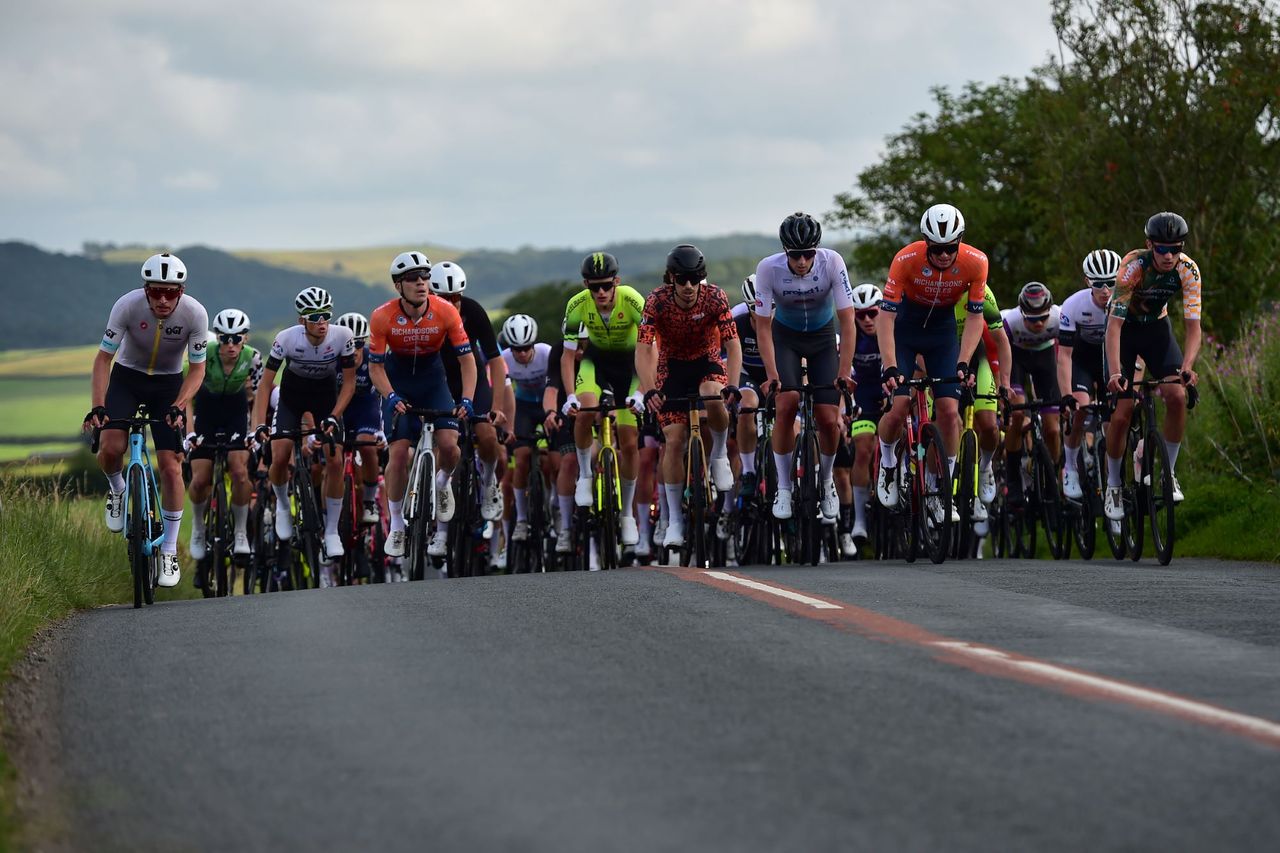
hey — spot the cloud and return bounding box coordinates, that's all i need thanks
[0,0,1062,252]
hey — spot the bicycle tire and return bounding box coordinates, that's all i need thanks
[1123,424,1145,561]
[1147,428,1175,565]
[406,452,434,581]
[918,423,952,564]
[128,466,148,608]
[293,468,321,589]
[686,439,707,568]
[213,460,230,596]
[600,450,620,570]
[954,429,977,559]
[1071,447,1096,560]
[797,427,821,566]
[1033,441,1066,560]
[1098,433,1125,560]
[338,471,357,585]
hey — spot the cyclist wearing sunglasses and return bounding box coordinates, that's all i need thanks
[87,252,209,587]
[1102,212,1202,519]
[845,283,887,545]
[499,313,554,543]
[253,286,358,559]
[951,283,1012,521]
[636,244,741,548]
[1002,282,1062,504]
[561,251,648,546]
[753,211,856,522]
[1058,249,1122,499]
[334,311,384,525]
[730,274,768,499]
[369,251,476,560]
[186,308,263,562]
[875,204,989,517]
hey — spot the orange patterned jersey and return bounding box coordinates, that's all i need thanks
[882,241,988,315]
[638,283,737,363]
[368,295,471,369]
[1111,249,1202,324]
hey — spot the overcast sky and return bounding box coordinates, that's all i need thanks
[1,1,1062,253]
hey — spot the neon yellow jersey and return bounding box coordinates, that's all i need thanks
[562,285,646,355]
[953,283,1003,344]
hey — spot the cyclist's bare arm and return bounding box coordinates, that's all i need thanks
[173,361,205,414]
[1105,315,1125,390]
[636,341,659,393]
[1181,318,1202,381]
[460,350,478,402]
[754,313,778,384]
[560,347,577,401]
[252,365,278,430]
[724,337,742,389]
[836,306,855,379]
[958,311,984,367]
[1056,342,1074,401]
[876,311,897,372]
[333,364,357,417]
[88,349,115,429]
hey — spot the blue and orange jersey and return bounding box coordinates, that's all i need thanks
[368,295,471,369]
[882,241,989,315]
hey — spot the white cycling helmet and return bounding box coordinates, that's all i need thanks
[389,250,431,279]
[920,203,966,244]
[851,283,883,311]
[502,314,538,347]
[294,286,332,315]
[429,261,467,295]
[211,308,250,335]
[141,252,187,285]
[335,312,370,341]
[741,274,757,306]
[1082,249,1122,282]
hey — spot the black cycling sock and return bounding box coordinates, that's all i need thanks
[839,502,853,531]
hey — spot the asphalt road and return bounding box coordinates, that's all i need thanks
[35,556,1280,852]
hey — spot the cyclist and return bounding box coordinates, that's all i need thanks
[753,212,856,522]
[85,252,209,587]
[369,251,476,559]
[561,251,647,547]
[732,274,768,501]
[186,308,263,562]
[252,287,357,559]
[1058,250,1121,499]
[334,312,383,524]
[500,313,553,543]
[875,204,989,520]
[637,244,741,547]
[845,283,888,546]
[1002,282,1062,504]
[1103,212,1202,520]
[545,322,589,557]
[430,261,509,526]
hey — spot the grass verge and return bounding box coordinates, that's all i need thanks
[0,480,199,849]
[1174,477,1280,562]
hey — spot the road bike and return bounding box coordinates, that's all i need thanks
[92,406,166,608]
[188,431,248,597]
[395,407,455,581]
[1000,398,1067,560]
[570,390,630,572]
[508,423,555,574]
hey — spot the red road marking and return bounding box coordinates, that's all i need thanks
[650,565,1280,750]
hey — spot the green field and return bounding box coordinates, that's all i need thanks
[0,376,89,441]
[0,346,99,379]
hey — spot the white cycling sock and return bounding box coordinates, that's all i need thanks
[480,456,497,486]
[435,469,449,490]
[947,455,957,477]
[513,487,528,522]
[231,503,249,536]
[576,446,593,479]
[1063,446,1078,475]
[272,481,289,507]
[664,483,684,524]
[658,488,670,524]
[557,495,574,532]
[979,447,995,471]
[161,509,182,554]
[820,452,836,481]
[388,499,405,533]
[710,427,728,460]
[191,500,208,534]
[1164,439,1181,472]
[621,478,636,520]
[325,497,342,535]
[739,451,756,474]
[879,439,898,468]
[852,486,870,527]
[773,451,793,490]
[1106,454,1123,488]
[106,470,126,494]
[637,507,652,542]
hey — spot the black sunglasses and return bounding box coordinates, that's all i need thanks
[510,344,534,353]
[673,274,703,286]
[786,249,817,261]
[1023,313,1051,323]
[218,333,245,345]
[398,270,430,282]
[926,241,961,255]
[586,281,615,293]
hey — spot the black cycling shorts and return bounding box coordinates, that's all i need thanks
[190,387,250,460]
[772,320,839,405]
[1118,318,1183,382]
[1011,346,1061,405]
[103,363,183,452]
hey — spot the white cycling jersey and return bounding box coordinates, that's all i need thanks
[100,289,209,375]
[1057,289,1109,348]
[267,324,356,381]
[501,343,552,403]
[752,248,853,333]
[1002,305,1060,352]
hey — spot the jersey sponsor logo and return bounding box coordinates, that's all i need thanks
[921,267,933,277]
[193,340,207,351]
[396,315,408,325]
[104,328,117,339]
[140,321,149,330]
[780,284,824,297]
[164,325,183,335]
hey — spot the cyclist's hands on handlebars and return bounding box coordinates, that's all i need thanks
[165,405,186,431]
[562,393,581,417]
[760,377,781,398]
[721,385,742,406]
[253,423,270,449]
[454,397,475,420]
[1059,394,1079,412]
[643,389,666,414]
[488,408,508,428]
[183,432,199,453]
[835,376,856,394]
[1107,372,1129,394]
[1180,367,1199,386]
[543,410,563,434]
[880,365,903,395]
[83,405,109,432]
[626,392,646,415]
[386,391,409,416]
[956,361,975,389]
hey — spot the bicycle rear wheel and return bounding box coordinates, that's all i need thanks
[954,429,977,559]
[599,449,621,570]
[449,463,476,578]
[1071,447,1097,560]
[1033,441,1066,560]
[1123,426,1145,561]
[1146,428,1175,565]
[213,461,230,596]
[918,423,951,564]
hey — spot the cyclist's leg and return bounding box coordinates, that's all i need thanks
[660,417,690,545]
[769,325,806,496]
[98,363,144,496]
[851,418,877,536]
[1028,348,1062,460]
[1146,320,1188,478]
[226,449,252,546]
[737,382,760,481]
[636,430,659,555]
[572,358,602,505]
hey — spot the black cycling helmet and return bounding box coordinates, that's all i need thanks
[666,243,707,280]
[779,211,822,251]
[1018,281,1053,314]
[1145,211,1189,244]
[580,251,619,280]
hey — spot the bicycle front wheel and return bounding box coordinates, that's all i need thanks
[1071,447,1096,560]
[1033,441,1066,560]
[1123,426,1145,561]
[954,428,977,559]
[213,461,230,596]
[1147,429,1175,565]
[128,467,149,608]
[918,424,952,564]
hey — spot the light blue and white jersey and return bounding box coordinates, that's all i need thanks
[752,248,854,333]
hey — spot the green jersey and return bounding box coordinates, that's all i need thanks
[954,284,1003,346]
[562,285,647,360]
[202,342,264,396]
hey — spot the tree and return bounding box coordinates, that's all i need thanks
[832,0,1280,335]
